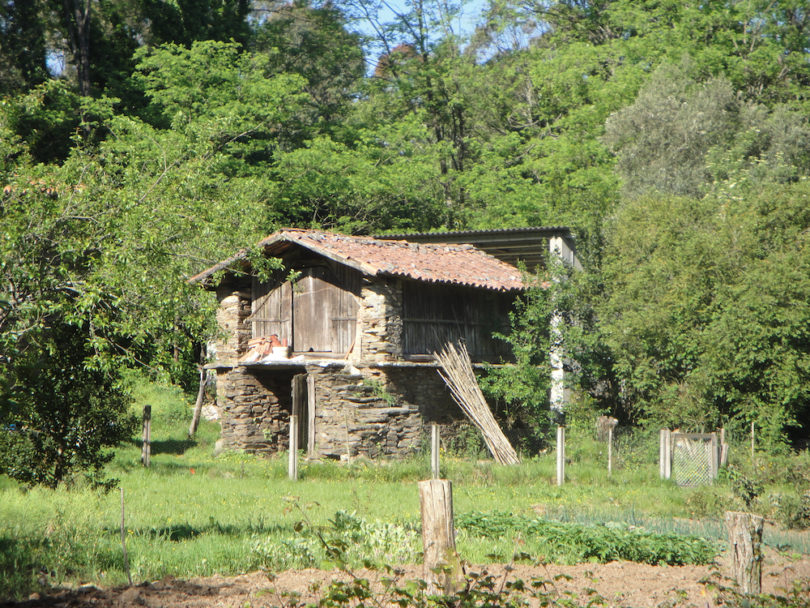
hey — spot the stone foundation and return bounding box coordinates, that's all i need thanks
[216,367,294,453]
[213,362,470,459]
[307,365,421,459]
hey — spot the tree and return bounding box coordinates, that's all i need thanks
[0,322,136,488]
[0,41,306,485]
[603,61,810,199]
[250,0,365,128]
[597,181,810,446]
[0,0,49,95]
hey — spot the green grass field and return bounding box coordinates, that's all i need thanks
[1,378,808,599]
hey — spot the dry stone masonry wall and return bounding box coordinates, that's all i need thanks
[307,365,421,459]
[215,284,251,365]
[216,367,292,453]
[358,279,403,362]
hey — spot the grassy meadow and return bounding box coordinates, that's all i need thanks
[1,378,808,599]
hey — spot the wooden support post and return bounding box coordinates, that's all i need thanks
[607,425,614,476]
[725,511,764,594]
[710,432,719,480]
[419,479,461,595]
[556,426,565,486]
[141,405,151,467]
[307,374,316,459]
[290,374,305,481]
[431,424,440,479]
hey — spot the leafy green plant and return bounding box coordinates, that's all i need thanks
[770,492,810,531]
[456,511,717,566]
[252,510,419,571]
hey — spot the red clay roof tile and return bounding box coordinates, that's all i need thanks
[189,228,524,292]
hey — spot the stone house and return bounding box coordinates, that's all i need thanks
[189,227,578,459]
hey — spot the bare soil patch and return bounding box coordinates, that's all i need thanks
[3,549,808,608]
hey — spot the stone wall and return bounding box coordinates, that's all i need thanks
[356,279,403,362]
[378,366,459,423]
[216,367,293,453]
[215,363,476,459]
[307,365,421,459]
[215,283,251,365]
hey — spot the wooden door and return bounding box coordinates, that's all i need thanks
[293,267,337,353]
[254,264,359,355]
[251,277,292,342]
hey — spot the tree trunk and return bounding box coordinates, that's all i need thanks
[725,511,763,594]
[60,0,91,96]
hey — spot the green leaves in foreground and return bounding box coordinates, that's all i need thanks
[456,511,717,566]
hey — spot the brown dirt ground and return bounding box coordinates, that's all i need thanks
[3,548,809,608]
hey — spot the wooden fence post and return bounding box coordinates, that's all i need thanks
[290,375,305,481]
[289,415,298,481]
[720,427,729,468]
[607,425,614,476]
[659,429,671,480]
[725,511,764,594]
[419,479,462,595]
[556,426,565,486]
[188,364,206,438]
[750,422,755,462]
[431,424,440,479]
[141,405,151,467]
[710,432,719,480]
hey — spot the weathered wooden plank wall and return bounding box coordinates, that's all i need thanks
[402,282,512,360]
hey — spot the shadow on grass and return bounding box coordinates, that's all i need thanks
[128,437,196,455]
[100,519,294,541]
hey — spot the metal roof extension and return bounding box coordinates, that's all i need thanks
[377,226,576,270]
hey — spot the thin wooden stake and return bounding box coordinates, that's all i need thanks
[141,405,151,467]
[607,426,613,476]
[120,488,132,586]
[188,365,206,438]
[431,424,440,479]
[751,422,755,462]
[556,426,565,486]
[289,414,298,481]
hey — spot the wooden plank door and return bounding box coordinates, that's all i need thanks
[332,266,359,354]
[292,267,334,353]
[251,277,292,341]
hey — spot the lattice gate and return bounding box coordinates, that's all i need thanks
[659,431,724,486]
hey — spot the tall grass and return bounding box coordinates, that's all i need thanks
[1,376,808,599]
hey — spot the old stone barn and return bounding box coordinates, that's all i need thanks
[190,227,577,459]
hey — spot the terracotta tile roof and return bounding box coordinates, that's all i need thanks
[189,228,524,292]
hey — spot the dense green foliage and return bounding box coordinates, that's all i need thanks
[2,0,810,483]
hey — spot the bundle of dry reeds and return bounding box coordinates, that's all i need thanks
[434,341,520,465]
